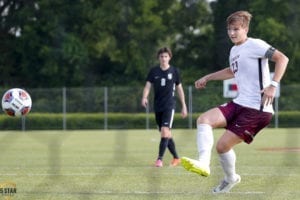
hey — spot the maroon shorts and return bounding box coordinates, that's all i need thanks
[218,101,272,144]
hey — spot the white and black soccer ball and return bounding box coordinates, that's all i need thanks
[1,88,32,117]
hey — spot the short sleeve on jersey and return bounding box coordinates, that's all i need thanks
[248,38,271,58]
[265,47,276,60]
[146,67,156,83]
[174,67,181,85]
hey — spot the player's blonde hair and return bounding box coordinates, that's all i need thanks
[227,11,252,28]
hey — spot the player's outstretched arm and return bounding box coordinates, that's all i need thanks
[195,67,234,89]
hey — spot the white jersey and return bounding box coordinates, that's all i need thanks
[229,37,274,113]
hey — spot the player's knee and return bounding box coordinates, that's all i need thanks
[161,127,171,137]
[197,114,209,124]
[216,145,225,154]
[216,141,229,154]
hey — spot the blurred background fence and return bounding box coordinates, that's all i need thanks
[0,85,299,130]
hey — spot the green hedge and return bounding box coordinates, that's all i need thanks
[0,111,299,130]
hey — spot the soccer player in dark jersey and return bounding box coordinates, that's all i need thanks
[141,47,188,167]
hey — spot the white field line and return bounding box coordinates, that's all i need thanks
[0,171,298,177]
[19,190,266,195]
[98,191,266,195]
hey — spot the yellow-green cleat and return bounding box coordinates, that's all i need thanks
[181,157,210,177]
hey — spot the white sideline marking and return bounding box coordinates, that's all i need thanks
[230,192,265,194]
[27,173,97,176]
[111,191,266,195]
[21,190,265,195]
[125,191,265,195]
[0,173,17,176]
[242,173,299,177]
[0,172,297,177]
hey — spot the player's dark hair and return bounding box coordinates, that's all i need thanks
[157,47,172,58]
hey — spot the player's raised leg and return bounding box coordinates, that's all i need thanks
[181,124,213,176]
[182,108,225,177]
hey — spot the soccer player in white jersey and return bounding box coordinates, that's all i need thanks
[181,11,289,193]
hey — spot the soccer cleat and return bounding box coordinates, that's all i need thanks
[155,159,163,167]
[212,174,241,194]
[181,157,210,177]
[170,158,181,167]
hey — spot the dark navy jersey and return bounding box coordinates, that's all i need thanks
[146,65,181,112]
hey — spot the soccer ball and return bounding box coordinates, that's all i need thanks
[1,88,32,117]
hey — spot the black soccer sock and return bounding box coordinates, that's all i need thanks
[158,137,169,160]
[168,138,179,159]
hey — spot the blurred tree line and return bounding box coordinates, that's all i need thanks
[0,0,299,88]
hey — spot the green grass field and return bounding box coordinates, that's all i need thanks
[0,128,299,200]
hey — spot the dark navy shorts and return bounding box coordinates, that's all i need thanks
[218,101,272,144]
[155,109,175,131]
